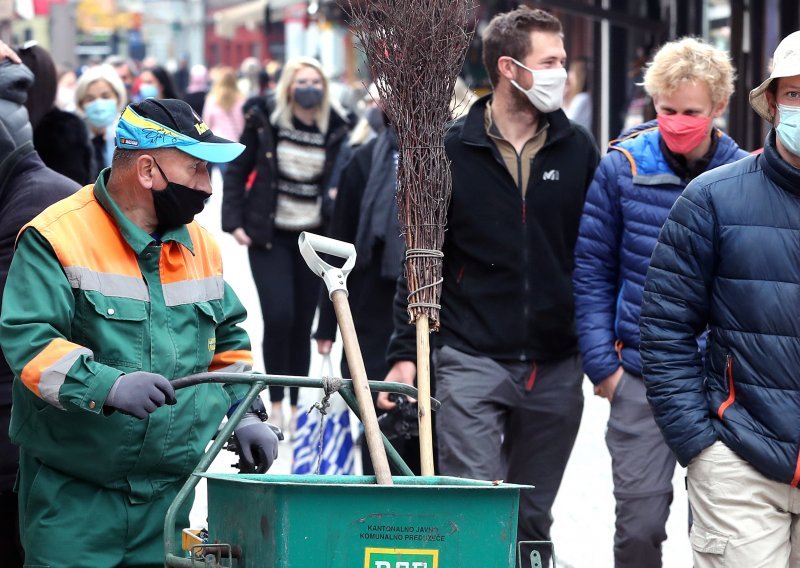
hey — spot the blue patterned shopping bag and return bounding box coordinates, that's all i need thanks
[292,355,355,474]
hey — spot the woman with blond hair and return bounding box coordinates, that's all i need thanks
[222,56,350,432]
[573,37,748,567]
[203,66,245,176]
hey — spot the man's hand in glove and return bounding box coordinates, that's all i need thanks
[233,412,280,473]
[104,371,177,419]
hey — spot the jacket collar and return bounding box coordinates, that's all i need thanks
[460,93,572,149]
[761,129,800,198]
[611,120,744,185]
[93,168,194,255]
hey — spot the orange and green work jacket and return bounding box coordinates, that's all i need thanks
[0,170,253,503]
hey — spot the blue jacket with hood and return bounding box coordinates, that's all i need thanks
[573,120,747,384]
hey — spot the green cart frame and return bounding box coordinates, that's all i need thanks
[163,371,439,567]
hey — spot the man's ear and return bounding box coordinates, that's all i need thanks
[651,95,661,114]
[136,153,158,189]
[711,98,729,119]
[497,56,518,83]
[765,89,778,124]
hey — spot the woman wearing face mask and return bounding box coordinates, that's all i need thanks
[55,66,77,112]
[75,64,127,181]
[138,66,178,101]
[572,37,749,568]
[222,56,351,434]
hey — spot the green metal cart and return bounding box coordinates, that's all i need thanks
[162,372,531,568]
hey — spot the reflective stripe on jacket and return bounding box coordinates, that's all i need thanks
[0,171,252,500]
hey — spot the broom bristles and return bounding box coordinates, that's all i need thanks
[346,0,476,330]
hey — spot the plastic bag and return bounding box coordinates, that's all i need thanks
[291,354,355,474]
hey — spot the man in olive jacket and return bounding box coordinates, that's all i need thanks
[0,99,278,566]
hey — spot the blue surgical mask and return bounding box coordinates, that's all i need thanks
[139,83,159,100]
[84,98,118,129]
[776,104,800,158]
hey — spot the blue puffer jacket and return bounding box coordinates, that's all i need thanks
[640,132,800,485]
[573,121,746,384]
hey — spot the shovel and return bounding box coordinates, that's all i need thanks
[298,232,393,485]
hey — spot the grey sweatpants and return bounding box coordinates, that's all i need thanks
[433,345,584,567]
[606,371,677,567]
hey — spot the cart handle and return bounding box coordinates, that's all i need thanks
[164,373,438,567]
[170,372,440,411]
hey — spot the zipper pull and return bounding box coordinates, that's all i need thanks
[525,362,537,392]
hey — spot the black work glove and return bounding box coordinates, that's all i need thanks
[233,413,280,473]
[104,371,177,419]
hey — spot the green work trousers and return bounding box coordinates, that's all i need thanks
[17,450,190,568]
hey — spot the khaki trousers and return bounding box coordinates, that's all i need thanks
[687,441,800,567]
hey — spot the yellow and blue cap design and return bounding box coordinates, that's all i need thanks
[116,98,245,163]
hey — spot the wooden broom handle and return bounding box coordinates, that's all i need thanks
[416,315,435,476]
[331,290,393,485]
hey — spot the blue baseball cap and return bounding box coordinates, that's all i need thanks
[115,98,245,163]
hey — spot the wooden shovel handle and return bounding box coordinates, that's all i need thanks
[331,290,393,485]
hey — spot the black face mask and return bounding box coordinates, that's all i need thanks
[151,159,208,230]
[293,86,324,109]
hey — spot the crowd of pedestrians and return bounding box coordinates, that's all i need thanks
[0,7,800,568]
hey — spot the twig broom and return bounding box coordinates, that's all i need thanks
[347,0,475,476]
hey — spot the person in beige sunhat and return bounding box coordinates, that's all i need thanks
[639,29,800,568]
[750,30,800,165]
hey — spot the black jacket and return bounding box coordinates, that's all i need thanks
[221,95,351,246]
[315,135,400,380]
[387,95,599,364]
[183,90,207,117]
[34,108,95,185]
[0,145,78,490]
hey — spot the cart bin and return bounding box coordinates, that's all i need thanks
[202,473,530,567]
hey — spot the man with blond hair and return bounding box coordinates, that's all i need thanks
[573,37,747,567]
[640,30,800,566]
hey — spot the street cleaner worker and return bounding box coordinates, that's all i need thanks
[0,98,279,567]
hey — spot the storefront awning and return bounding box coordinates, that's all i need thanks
[213,0,270,39]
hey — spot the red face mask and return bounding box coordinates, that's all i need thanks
[657,113,712,155]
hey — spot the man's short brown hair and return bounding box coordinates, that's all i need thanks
[482,6,563,87]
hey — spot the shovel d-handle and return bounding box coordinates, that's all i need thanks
[164,373,437,567]
[298,231,356,299]
[298,232,394,486]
